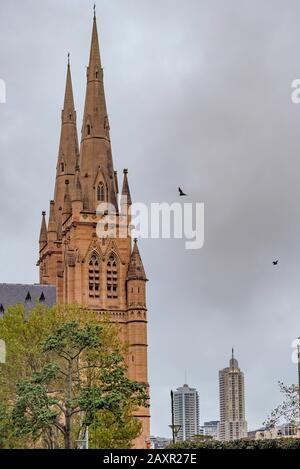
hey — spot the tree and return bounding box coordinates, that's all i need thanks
[264,381,300,429]
[89,407,142,449]
[0,305,148,449]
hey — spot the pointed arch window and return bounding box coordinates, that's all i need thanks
[97,182,105,202]
[61,162,65,172]
[87,124,91,136]
[107,254,118,299]
[39,292,45,303]
[89,254,100,298]
[25,291,31,302]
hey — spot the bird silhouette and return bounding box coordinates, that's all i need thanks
[178,187,187,197]
[273,260,279,266]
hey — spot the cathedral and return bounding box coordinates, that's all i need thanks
[37,13,149,448]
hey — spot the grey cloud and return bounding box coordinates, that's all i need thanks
[1,0,300,435]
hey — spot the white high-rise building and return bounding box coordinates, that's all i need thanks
[173,384,200,441]
[218,350,247,441]
[200,421,219,440]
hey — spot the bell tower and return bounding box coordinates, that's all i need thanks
[38,12,150,448]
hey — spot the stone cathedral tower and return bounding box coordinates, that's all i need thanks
[38,13,150,448]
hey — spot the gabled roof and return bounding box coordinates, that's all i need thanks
[0,284,56,317]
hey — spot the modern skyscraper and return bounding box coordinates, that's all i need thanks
[173,384,200,441]
[218,350,247,441]
[37,11,150,448]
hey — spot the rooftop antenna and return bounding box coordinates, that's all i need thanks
[231,347,234,369]
[184,369,188,385]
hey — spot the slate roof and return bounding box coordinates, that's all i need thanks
[0,284,56,317]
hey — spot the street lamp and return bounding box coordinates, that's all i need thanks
[169,390,181,444]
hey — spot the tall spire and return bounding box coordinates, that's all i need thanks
[54,57,79,217]
[127,239,147,281]
[89,10,102,74]
[79,12,117,212]
[63,55,75,119]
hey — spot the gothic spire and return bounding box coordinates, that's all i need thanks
[54,58,79,217]
[121,169,132,206]
[39,211,48,247]
[63,55,75,120]
[89,12,102,76]
[127,239,147,281]
[79,13,117,212]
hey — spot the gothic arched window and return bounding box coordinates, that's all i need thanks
[61,162,65,172]
[39,292,45,303]
[87,124,91,136]
[89,254,100,298]
[107,254,118,299]
[97,183,105,202]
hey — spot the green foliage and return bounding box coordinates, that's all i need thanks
[169,438,300,450]
[89,408,142,449]
[191,434,213,441]
[0,304,147,449]
[12,363,60,440]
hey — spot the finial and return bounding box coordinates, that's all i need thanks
[134,238,138,244]
[67,52,70,65]
[94,3,96,17]
[42,211,46,217]
[123,169,128,175]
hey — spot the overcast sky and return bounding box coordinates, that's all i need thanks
[1,0,300,436]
